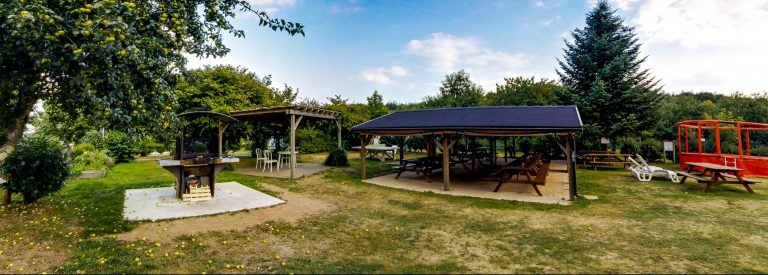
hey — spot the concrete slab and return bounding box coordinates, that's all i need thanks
[364,160,572,204]
[233,163,330,179]
[123,181,284,221]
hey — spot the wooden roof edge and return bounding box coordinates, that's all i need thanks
[229,105,340,119]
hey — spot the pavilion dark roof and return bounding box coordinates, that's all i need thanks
[352,106,582,134]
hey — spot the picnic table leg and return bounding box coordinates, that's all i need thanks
[493,172,508,192]
[704,170,716,192]
[734,173,756,193]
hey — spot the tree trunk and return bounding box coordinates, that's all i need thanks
[0,97,37,157]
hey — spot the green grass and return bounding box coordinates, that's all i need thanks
[1,156,767,274]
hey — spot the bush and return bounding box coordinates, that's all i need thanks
[106,131,137,163]
[72,150,115,175]
[73,143,97,156]
[618,137,639,154]
[0,135,71,203]
[136,136,162,156]
[296,126,335,154]
[638,139,663,162]
[324,148,349,167]
[79,130,108,150]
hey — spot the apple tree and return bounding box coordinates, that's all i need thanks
[0,0,304,154]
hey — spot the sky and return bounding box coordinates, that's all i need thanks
[187,0,768,104]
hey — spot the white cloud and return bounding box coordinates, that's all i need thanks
[360,66,409,85]
[247,0,297,14]
[405,33,531,90]
[533,0,546,8]
[621,0,768,93]
[406,33,480,72]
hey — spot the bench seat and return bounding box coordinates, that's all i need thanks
[676,171,712,182]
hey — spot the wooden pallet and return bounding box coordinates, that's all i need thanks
[182,185,212,202]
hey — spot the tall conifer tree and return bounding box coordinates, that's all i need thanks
[558,0,661,148]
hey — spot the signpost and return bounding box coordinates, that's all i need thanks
[663,140,675,163]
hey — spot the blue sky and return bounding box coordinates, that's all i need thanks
[187,0,768,104]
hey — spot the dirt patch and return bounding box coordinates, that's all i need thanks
[116,183,333,242]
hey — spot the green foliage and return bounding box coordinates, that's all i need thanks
[79,130,108,150]
[135,136,164,156]
[296,126,336,154]
[618,137,639,154]
[106,131,137,163]
[0,1,304,152]
[486,76,561,106]
[72,150,114,174]
[73,143,97,156]
[0,135,71,203]
[558,0,661,143]
[366,90,390,118]
[638,139,663,162]
[324,148,350,167]
[750,147,768,157]
[324,95,372,149]
[424,70,484,108]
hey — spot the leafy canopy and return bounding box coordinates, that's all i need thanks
[0,0,304,151]
[424,70,484,108]
[486,76,562,106]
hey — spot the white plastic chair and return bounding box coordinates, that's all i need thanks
[262,150,278,173]
[254,148,264,169]
[628,155,680,183]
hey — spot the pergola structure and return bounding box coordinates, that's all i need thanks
[230,105,341,179]
[678,119,768,176]
[352,106,583,200]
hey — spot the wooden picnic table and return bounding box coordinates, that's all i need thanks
[583,152,632,170]
[351,145,399,161]
[677,162,758,193]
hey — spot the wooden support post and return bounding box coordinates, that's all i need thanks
[697,122,703,154]
[399,136,405,165]
[217,120,223,157]
[715,123,721,155]
[471,136,477,174]
[360,135,368,179]
[443,136,450,191]
[746,130,751,156]
[504,138,508,162]
[737,123,743,157]
[566,133,577,200]
[290,115,303,179]
[336,119,342,149]
[677,124,682,157]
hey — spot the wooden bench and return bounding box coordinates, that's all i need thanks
[720,173,759,184]
[528,162,550,196]
[676,171,712,184]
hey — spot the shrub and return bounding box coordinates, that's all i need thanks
[72,150,115,174]
[638,139,663,162]
[136,136,162,156]
[0,135,71,203]
[618,137,639,154]
[106,131,137,163]
[73,143,97,156]
[79,130,108,150]
[296,126,335,154]
[324,148,349,167]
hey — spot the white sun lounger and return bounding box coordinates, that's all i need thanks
[627,155,680,183]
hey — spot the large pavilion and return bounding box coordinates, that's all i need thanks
[352,105,583,200]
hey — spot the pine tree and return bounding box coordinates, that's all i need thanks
[557,0,661,148]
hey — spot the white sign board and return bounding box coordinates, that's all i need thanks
[600,137,610,144]
[663,141,675,152]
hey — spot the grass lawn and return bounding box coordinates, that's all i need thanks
[1,153,767,273]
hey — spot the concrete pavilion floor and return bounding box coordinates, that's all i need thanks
[123,182,284,221]
[233,162,331,179]
[364,160,572,204]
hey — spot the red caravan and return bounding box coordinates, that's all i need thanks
[678,120,768,176]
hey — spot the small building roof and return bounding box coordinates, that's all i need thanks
[229,105,339,121]
[352,105,582,136]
